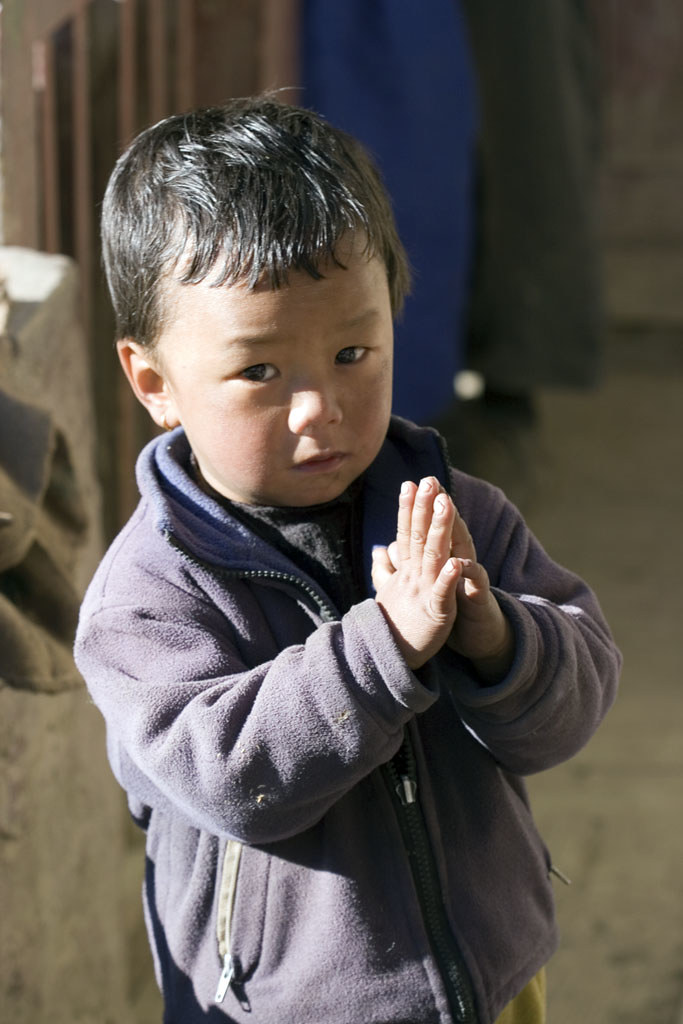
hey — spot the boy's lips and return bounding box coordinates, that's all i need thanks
[293,451,348,473]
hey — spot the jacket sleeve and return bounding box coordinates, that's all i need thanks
[75,567,437,844]
[445,471,621,774]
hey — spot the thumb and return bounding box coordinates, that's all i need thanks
[387,540,401,570]
[371,545,395,593]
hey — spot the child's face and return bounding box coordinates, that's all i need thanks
[145,243,394,507]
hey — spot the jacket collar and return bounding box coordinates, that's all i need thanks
[136,416,450,590]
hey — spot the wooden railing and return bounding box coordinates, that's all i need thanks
[2,0,297,537]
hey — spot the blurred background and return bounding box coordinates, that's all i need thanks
[1,2,682,1021]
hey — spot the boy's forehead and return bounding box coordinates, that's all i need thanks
[158,243,391,343]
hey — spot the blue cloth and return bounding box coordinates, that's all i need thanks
[301,0,477,423]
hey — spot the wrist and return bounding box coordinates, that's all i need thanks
[469,616,515,685]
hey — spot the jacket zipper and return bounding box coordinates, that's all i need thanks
[164,532,339,623]
[383,734,478,1024]
[215,839,243,1003]
[222,567,339,621]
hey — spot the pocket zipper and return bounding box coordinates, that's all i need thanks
[215,839,243,1003]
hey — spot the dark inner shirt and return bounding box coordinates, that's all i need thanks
[193,459,366,615]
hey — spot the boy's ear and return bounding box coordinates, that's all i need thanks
[117,339,179,431]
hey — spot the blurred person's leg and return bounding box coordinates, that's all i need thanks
[459,0,603,502]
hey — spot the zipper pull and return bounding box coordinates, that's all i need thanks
[549,864,572,886]
[396,775,418,805]
[215,953,234,1003]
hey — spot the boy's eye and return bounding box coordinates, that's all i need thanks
[336,346,365,365]
[240,363,277,383]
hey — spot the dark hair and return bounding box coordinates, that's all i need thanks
[101,95,410,347]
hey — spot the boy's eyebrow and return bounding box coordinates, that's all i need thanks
[227,308,382,347]
[338,308,381,330]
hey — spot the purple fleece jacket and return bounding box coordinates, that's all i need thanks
[74,417,620,1024]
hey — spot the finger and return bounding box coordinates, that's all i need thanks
[396,481,417,562]
[410,477,439,565]
[450,504,477,562]
[456,559,491,603]
[421,491,456,582]
[428,557,461,620]
[371,546,395,592]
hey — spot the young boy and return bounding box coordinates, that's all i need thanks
[75,97,620,1024]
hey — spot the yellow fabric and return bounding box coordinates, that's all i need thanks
[494,968,546,1024]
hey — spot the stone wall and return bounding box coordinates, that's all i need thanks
[0,248,132,1023]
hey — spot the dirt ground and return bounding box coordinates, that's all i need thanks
[524,329,683,1023]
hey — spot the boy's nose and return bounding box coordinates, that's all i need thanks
[288,387,343,435]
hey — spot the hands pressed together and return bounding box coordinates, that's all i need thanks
[371,477,514,682]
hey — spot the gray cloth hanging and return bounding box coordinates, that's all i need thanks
[461,0,604,390]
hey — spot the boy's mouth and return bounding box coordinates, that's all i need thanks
[293,451,347,473]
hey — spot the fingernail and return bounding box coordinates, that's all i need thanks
[444,558,457,573]
[434,494,448,516]
[418,478,432,494]
[401,481,412,495]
